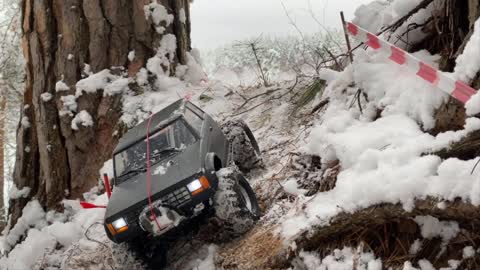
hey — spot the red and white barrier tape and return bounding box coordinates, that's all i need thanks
[346,22,477,104]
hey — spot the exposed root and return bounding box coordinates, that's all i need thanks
[279,199,480,269]
[217,225,284,270]
[433,130,480,161]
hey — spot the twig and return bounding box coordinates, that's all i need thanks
[382,0,435,33]
[470,157,480,175]
[356,90,363,114]
[306,0,344,52]
[231,77,299,116]
[250,41,270,87]
[340,11,354,63]
[310,98,330,114]
[234,87,282,113]
[349,89,364,114]
[84,222,109,249]
[323,46,342,71]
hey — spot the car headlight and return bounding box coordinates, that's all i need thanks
[187,176,210,196]
[187,179,202,193]
[107,217,129,236]
[112,218,127,230]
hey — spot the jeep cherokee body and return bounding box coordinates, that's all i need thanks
[104,99,229,243]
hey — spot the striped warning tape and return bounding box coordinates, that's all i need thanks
[346,22,477,104]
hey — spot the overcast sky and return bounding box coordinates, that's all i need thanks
[190,0,372,50]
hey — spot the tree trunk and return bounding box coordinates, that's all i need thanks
[10,0,191,225]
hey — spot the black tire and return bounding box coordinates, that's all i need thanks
[113,237,168,270]
[222,120,261,172]
[213,166,260,239]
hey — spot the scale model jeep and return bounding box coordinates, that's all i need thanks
[104,99,261,258]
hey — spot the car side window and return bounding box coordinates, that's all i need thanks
[184,108,203,132]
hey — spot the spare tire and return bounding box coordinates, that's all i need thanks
[213,166,260,239]
[222,120,261,172]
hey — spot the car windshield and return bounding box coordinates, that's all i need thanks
[114,119,197,184]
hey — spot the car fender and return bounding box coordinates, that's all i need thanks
[204,152,221,189]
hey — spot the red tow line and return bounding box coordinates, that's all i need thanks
[146,113,163,232]
[80,173,111,209]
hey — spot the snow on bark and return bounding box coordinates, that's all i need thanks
[8,184,31,200]
[179,8,187,24]
[20,117,30,129]
[59,95,78,117]
[144,1,174,34]
[55,80,70,92]
[71,110,94,130]
[40,92,53,102]
[75,69,116,96]
[128,50,135,62]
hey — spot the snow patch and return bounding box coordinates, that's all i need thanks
[128,50,135,62]
[414,216,460,245]
[8,184,31,200]
[179,8,186,24]
[187,245,217,270]
[283,179,307,196]
[144,1,174,34]
[1,200,46,252]
[153,164,167,175]
[294,247,382,270]
[454,18,480,83]
[76,69,114,96]
[463,246,475,259]
[281,64,480,238]
[99,159,114,182]
[59,95,78,117]
[182,52,207,84]
[46,222,82,247]
[409,239,422,255]
[104,77,130,96]
[41,92,53,102]
[55,80,70,92]
[21,116,30,129]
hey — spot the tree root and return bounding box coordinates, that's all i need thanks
[265,199,480,269]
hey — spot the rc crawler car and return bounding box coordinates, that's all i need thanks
[104,99,261,266]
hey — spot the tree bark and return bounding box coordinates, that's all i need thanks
[0,96,5,229]
[10,0,191,225]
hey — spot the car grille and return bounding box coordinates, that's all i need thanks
[161,186,191,207]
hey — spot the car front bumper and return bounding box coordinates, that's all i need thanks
[105,184,216,244]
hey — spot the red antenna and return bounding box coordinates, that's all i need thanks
[103,173,112,199]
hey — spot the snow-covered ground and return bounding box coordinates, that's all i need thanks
[1,0,480,269]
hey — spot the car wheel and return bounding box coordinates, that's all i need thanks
[213,166,260,239]
[221,120,261,172]
[113,237,167,270]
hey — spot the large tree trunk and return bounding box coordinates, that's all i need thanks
[10,0,191,225]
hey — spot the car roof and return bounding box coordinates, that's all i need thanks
[114,99,188,154]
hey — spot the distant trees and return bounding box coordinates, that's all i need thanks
[203,32,344,84]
